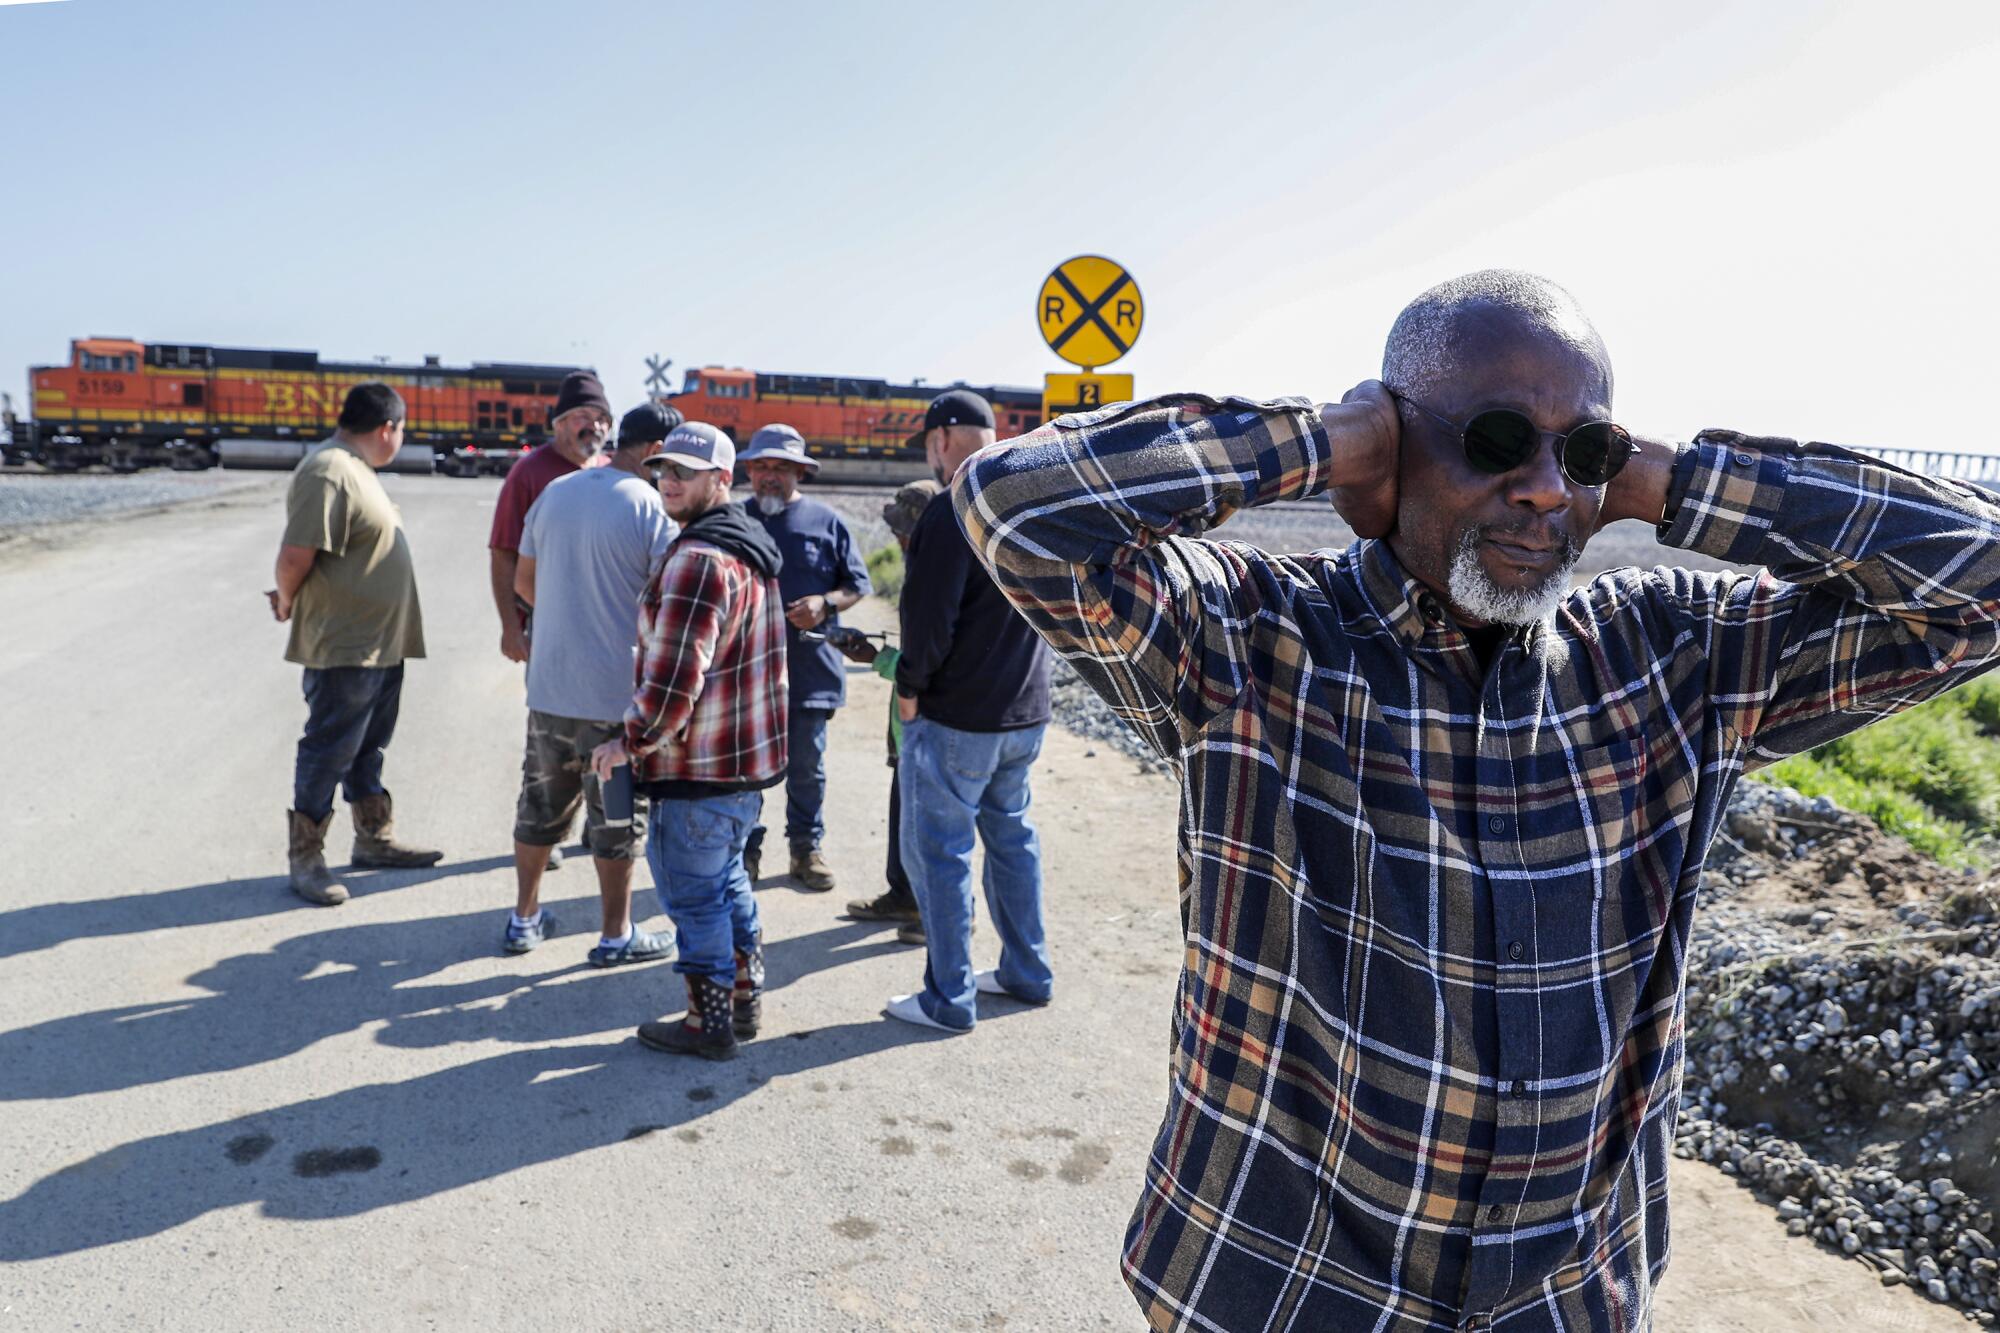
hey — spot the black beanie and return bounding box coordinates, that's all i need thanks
[552,370,612,421]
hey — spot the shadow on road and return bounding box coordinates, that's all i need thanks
[0,852,520,963]
[0,1016,965,1260]
[0,904,905,1100]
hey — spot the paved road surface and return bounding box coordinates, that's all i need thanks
[0,475,1965,1330]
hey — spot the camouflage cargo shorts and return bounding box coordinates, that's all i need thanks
[514,710,643,860]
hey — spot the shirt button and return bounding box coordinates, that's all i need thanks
[1733,451,1754,466]
[1486,1204,1505,1224]
[1508,940,1525,961]
[1486,814,1505,834]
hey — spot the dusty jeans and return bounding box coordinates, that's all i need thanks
[294,665,402,820]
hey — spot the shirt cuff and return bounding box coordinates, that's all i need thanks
[1658,430,1797,565]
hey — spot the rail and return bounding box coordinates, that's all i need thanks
[1870,447,2000,483]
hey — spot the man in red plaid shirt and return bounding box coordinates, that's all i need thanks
[590,421,787,1062]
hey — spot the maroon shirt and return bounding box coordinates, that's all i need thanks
[488,444,581,553]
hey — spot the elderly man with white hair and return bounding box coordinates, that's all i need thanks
[954,268,2000,1331]
[735,423,871,892]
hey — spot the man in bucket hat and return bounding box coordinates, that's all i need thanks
[735,423,871,893]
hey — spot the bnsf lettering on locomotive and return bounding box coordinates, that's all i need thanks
[262,384,339,415]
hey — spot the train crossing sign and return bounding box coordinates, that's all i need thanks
[644,354,673,395]
[1042,372,1134,423]
[1037,256,1143,369]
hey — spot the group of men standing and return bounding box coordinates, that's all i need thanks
[268,268,2000,1328]
[273,373,1059,1062]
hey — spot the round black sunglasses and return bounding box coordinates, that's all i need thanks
[1387,388,1634,488]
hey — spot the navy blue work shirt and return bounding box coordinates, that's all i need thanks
[743,494,872,710]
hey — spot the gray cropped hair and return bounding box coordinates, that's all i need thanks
[1382,269,1611,403]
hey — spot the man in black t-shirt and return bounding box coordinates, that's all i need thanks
[883,391,1054,1035]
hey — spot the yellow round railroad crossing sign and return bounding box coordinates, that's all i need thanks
[1037,255,1143,369]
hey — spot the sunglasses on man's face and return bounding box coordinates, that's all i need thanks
[1390,389,1634,488]
[648,460,708,483]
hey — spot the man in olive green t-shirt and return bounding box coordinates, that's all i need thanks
[270,382,442,905]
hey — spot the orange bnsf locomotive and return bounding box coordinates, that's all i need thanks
[663,366,1044,483]
[9,337,584,475]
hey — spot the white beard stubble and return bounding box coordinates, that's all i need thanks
[1445,526,1579,626]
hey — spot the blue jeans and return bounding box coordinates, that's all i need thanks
[898,718,1050,1030]
[294,665,404,820]
[747,703,831,858]
[647,790,762,985]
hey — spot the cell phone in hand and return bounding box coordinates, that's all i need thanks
[601,763,634,827]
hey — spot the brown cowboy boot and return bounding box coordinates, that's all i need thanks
[733,944,765,1039]
[637,976,739,1061]
[288,809,349,906]
[350,790,444,868]
[789,845,835,892]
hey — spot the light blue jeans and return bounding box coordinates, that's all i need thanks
[647,790,762,985]
[897,718,1050,1030]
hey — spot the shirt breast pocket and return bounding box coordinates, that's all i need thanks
[1573,738,1647,867]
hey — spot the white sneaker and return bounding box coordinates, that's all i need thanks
[974,969,1053,1006]
[885,993,966,1033]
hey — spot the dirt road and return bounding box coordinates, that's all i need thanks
[0,475,1964,1330]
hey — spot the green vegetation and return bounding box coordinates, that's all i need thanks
[1753,674,2000,867]
[867,543,905,604]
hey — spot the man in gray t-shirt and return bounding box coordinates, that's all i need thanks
[503,402,681,965]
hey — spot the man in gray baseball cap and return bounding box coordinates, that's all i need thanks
[735,424,871,892]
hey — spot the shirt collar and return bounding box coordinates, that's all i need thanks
[1351,538,1544,654]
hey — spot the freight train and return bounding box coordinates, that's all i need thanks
[660,366,1044,483]
[4,338,1047,484]
[7,337,584,475]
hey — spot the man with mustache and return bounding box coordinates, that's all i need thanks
[953,269,2000,1331]
[489,369,615,665]
[489,369,615,874]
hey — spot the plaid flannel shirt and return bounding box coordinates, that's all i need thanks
[954,394,2000,1332]
[623,537,787,789]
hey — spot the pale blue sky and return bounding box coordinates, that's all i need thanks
[1,0,1995,448]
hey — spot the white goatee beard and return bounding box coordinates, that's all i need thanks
[1445,526,1578,626]
[755,493,789,517]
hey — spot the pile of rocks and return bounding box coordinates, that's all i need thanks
[0,470,263,535]
[1680,781,2000,1323]
[1047,664,1174,776]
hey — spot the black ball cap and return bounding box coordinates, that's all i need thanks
[619,401,684,446]
[924,389,994,432]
